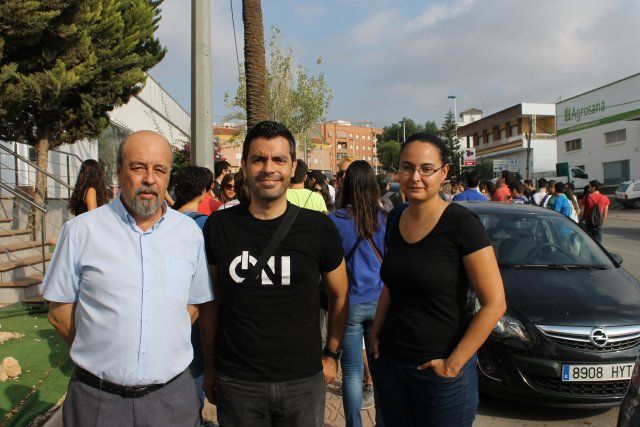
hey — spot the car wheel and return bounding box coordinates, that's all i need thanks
[634,199,640,209]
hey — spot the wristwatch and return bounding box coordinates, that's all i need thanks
[322,347,342,361]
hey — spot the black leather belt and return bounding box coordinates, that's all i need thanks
[75,366,182,398]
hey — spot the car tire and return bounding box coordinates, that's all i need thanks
[633,199,640,209]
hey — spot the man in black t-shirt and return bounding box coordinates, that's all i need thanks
[199,121,349,427]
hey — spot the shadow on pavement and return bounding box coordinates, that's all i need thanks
[477,393,614,422]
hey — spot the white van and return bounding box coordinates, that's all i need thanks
[615,180,640,209]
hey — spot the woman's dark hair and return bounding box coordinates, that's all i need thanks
[235,169,251,205]
[220,173,236,203]
[338,160,383,239]
[68,159,110,216]
[399,132,450,165]
[242,120,296,162]
[172,166,210,210]
[555,182,565,194]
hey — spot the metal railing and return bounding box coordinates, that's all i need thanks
[0,143,74,194]
[51,148,83,192]
[0,181,48,276]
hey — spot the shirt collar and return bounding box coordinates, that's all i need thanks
[111,193,169,232]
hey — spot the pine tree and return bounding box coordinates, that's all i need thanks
[441,110,461,180]
[0,0,165,233]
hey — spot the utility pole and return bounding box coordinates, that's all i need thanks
[191,0,214,169]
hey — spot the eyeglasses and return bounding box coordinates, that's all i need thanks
[399,164,446,177]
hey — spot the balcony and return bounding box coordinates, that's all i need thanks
[478,133,555,151]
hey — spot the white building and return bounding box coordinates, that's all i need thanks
[1,75,189,198]
[556,73,640,185]
[458,103,557,178]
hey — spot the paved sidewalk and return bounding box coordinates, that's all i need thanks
[324,376,377,427]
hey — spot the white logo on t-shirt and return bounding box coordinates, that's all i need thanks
[229,251,291,285]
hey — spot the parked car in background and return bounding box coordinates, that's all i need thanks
[460,202,640,408]
[617,353,640,426]
[615,180,640,209]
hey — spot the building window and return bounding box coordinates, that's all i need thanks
[603,160,630,185]
[235,153,241,160]
[355,134,359,139]
[488,133,493,144]
[605,129,626,144]
[510,125,518,136]
[565,138,582,152]
[478,136,483,145]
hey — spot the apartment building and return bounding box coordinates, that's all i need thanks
[317,120,383,175]
[458,103,557,178]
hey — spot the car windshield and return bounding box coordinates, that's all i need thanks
[477,213,614,268]
[616,183,629,192]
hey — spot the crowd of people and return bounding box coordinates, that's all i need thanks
[441,169,611,242]
[50,121,607,427]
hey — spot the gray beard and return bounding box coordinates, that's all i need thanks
[129,195,160,216]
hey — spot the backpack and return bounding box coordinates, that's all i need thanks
[587,194,603,227]
[186,212,207,221]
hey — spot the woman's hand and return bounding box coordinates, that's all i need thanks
[417,358,460,378]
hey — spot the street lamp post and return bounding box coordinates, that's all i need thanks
[448,95,457,120]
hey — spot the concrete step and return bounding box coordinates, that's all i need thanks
[0,274,43,288]
[0,253,52,273]
[0,228,37,245]
[0,275,43,304]
[0,240,54,263]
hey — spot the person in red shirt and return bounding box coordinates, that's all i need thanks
[580,180,610,242]
[491,170,513,202]
[197,167,222,215]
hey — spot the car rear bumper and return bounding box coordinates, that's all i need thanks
[477,340,635,409]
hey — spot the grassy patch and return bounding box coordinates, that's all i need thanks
[0,313,71,425]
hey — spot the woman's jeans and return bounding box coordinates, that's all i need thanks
[340,301,383,427]
[372,354,478,427]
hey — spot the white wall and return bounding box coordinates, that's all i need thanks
[557,120,640,183]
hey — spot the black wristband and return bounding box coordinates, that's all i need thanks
[322,347,341,361]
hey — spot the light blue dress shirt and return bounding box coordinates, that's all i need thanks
[43,196,213,386]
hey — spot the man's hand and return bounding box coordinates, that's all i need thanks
[322,355,338,384]
[202,369,216,405]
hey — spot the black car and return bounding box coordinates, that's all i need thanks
[460,202,640,408]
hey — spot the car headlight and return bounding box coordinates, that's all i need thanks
[492,313,532,343]
[470,296,531,343]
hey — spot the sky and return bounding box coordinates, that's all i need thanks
[149,0,640,129]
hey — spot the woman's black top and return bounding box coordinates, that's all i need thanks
[379,203,491,362]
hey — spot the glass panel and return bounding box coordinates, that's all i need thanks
[616,183,629,192]
[97,124,130,189]
[603,160,630,185]
[478,213,612,267]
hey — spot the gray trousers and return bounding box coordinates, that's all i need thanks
[63,369,200,427]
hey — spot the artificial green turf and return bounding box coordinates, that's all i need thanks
[0,313,71,425]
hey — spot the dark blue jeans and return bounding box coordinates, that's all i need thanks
[215,371,325,427]
[340,301,383,427]
[372,355,478,427]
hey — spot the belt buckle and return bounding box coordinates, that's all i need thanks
[123,385,150,398]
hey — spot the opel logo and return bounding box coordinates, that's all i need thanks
[589,328,609,348]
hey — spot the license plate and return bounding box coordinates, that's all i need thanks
[562,363,635,382]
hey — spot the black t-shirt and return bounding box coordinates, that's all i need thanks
[203,202,344,382]
[379,203,491,362]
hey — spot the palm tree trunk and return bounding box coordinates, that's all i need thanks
[242,0,268,128]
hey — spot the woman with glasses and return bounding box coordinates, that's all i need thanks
[217,173,239,210]
[328,161,386,427]
[370,133,506,427]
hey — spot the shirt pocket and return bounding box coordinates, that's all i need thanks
[165,256,195,303]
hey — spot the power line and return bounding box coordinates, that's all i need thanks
[229,0,242,80]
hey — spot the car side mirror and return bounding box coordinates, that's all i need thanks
[610,252,623,265]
